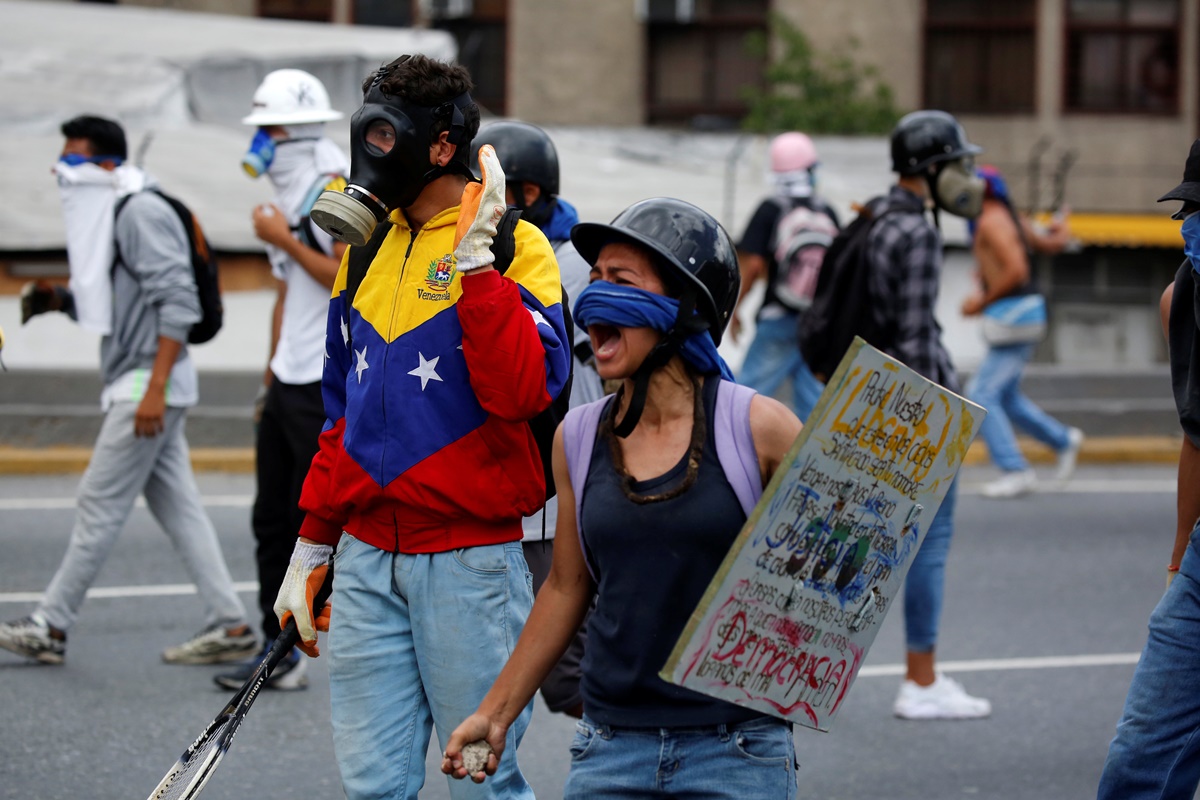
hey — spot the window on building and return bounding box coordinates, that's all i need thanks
[645,0,768,126]
[1065,0,1179,113]
[430,0,507,115]
[258,0,332,22]
[924,0,1036,113]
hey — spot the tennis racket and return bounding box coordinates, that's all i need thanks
[146,586,329,800]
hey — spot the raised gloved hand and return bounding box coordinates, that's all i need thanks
[453,144,507,273]
[274,540,332,657]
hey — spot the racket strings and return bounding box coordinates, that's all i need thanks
[150,717,234,800]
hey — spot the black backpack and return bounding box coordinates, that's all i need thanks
[115,189,223,345]
[798,195,924,381]
[344,208,574,501]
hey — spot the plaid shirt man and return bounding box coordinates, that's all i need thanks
[866,185,960,393]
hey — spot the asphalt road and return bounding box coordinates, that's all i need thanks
[0,465,1187,800]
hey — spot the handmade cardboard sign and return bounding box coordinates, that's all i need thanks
[661,338,984,731]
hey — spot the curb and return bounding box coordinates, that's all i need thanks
[0,437,1182,475]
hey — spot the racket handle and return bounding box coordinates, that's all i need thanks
[268,568,333,672]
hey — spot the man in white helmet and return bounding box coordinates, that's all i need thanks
[213,69,349,691]
[732,132,840,422]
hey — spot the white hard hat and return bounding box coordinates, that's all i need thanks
[241,69,344,126]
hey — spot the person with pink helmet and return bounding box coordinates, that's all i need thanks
[732,132,839,421]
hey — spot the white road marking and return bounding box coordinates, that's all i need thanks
[0,581,259,604]
[857,652,1140,678]
[0,495,253,511]
[0,480,1176,512]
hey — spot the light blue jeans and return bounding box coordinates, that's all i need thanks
[904,480,958,653]
[563,715,797,799]
[39,402,246,632]
[967,343,1070,473]
[738,313,825,422]
[328,536,535,800]
[1097,522,1200,799]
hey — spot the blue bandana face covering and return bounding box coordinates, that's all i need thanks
[573,281,734,381]
[241,128,276,178]
[59,153,124,167]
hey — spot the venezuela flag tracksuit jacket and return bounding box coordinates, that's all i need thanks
[297,204,571,554]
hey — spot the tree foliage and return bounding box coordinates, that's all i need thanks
[742,15,901,135]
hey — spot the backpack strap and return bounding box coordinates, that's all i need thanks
[563,396,611,582]
[713,379,763,518]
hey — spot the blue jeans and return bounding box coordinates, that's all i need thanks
[738,313,824,422]
[1097,523,1200,799]
[904,480,958,652]
[563,715,797,799]
[328,535,535,800]
[967,343,1070,473]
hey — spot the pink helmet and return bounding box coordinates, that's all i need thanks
[770,132,818,173]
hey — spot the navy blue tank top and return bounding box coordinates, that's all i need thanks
[579,377,767,728]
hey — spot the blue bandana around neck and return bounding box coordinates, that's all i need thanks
[573,281,735,381]
[541,198,579,244]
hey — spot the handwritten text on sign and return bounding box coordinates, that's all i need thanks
[662,339,983,731]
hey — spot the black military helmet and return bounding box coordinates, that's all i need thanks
[1158,138,1200,218]
[571,198,740,345]
[891,110,981,176]
[471,120,560,196]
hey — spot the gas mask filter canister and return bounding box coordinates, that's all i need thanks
[242,129,277,179]
[934,158,985,219]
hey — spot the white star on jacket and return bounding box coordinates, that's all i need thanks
[341,316,350,346]
[528,308,549,328]
[408,352,443,391]
[354,346,369,384]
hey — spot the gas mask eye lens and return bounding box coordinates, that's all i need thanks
[365,120,397,155]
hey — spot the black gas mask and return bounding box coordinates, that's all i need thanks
[309,76,475,246]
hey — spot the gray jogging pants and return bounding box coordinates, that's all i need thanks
[38,402,247,632]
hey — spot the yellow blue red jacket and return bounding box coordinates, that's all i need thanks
[298,204,571,553]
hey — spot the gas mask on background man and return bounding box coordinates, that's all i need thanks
[933,157,985,219]
[309,70,475,246]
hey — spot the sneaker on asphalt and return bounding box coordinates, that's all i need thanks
[162,624,257,665]
[981,469,1037,499]
[0,614,66,665]
[893,673,991,720]
[1055,427,1085,483]
[213,644,308,691]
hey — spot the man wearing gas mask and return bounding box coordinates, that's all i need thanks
[871,110,993,721]
[272,55,570,800]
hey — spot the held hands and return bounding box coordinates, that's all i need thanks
[252,203,292,248]
[273,540,333,657]
[961,291,986,317]
[134,386,167,437]
[441,714,506,783]
[453,144,507,273]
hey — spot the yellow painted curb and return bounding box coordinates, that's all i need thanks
[0,447,256,474]
[0,439,1182,475]
[963,436,1182,466]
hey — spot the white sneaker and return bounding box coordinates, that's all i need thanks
[1055,427,1085,483]
[981,469,1037,499]
[893,673,992,720]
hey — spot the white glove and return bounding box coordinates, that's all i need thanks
[453,144,507,273]
[273,540,333,657]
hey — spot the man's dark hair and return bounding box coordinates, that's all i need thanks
[60,115,127,160]
[363,55,481,144]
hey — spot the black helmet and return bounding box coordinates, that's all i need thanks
[571,198,739,345]
[891,110,981,175]
[1158,138,1200,218]
[471,121,560,196]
